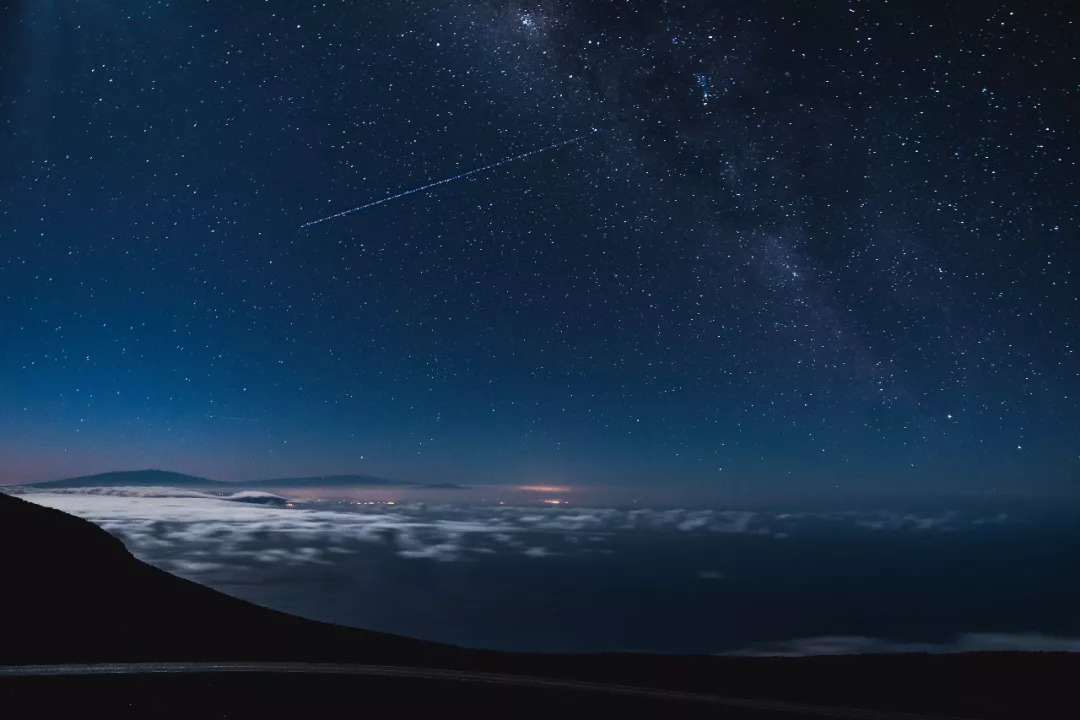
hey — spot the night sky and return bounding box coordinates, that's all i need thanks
[1,1,1077,498]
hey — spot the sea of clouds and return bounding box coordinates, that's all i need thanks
[8,485,1015,568]
[7,485,1077,655]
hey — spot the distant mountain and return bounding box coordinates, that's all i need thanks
[254,474,413,488]
[24,470,410,491]
[30,469,227,489]
[424,482,472,490]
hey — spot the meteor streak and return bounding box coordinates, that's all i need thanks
[299,130,597,230]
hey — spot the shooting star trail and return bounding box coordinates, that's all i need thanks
[299,129,598,230]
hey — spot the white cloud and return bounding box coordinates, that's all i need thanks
[168,559,227,574]
[727,633,1080,656]
[6,487,1022,572]
[398,543,463,562]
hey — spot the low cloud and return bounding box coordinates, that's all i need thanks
[728,633,1080,656]
[170,559,227,574]
[6,487,1019,573]
[398,543,463,562]
[523,546,550,558]
[4,486,1068,656]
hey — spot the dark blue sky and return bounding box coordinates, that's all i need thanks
[1,1,1077,498]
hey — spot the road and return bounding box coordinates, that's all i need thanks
[0,661,976,719]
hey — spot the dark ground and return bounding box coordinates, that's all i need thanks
[1,491,1075,719]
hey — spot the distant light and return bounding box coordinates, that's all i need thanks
[542,499,563,505]
[518,485,572,493]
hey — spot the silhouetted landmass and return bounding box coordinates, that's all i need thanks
[0,490,456,666]
[424,482,472,490]
[0,491,1075,718]
[19,469,412,491]
[29,469,225,489]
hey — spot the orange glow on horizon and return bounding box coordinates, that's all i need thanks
[518,485,572,493]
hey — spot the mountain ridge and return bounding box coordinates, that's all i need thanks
[20,469,416,490]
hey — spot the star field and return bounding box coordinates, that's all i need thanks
[0,1,1076,499]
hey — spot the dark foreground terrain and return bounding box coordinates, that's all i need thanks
[1,491,1075,719]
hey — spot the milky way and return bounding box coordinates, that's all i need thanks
[0,1,1076,497]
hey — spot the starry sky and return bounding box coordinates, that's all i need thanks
[1,1,1077,498]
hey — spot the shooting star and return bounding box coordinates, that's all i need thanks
[299,129,599,230]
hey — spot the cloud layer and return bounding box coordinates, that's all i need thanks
[729,633,1080,656]
[5,486,1076,655]
[9,486,1016,568]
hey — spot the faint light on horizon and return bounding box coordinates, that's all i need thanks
[518,485,572,493]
